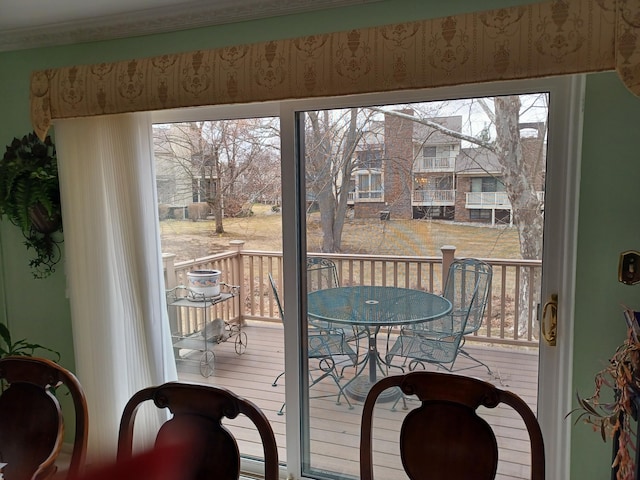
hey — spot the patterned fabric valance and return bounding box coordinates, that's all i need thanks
[30,0,640,140]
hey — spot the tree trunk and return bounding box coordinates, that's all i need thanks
[494,96,544,334]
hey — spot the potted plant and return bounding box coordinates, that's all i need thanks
[0,322,59,361]
[0,132,63,278]
[0,322,60,393]
[570,306,640,480]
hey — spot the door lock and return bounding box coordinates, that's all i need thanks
[541,294,557,346]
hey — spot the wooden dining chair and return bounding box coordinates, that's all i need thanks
[0,356,89,480]
[117,381,279,480]
[360,371,545,480]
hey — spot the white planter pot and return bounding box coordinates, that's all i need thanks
[187,269,221,299]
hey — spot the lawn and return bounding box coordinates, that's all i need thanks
[159,203,523,263]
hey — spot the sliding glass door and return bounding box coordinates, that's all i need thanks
[151,75,581,479]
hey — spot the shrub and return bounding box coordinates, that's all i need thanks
[188,202,210,221]
[158,204,170,220]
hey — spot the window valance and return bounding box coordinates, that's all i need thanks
[30,0,639,140]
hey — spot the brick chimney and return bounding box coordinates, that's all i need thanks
[383,109,414,219]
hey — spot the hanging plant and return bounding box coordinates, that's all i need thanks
[0,132,63,278]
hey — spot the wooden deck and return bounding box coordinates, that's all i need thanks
[176,320,540,480]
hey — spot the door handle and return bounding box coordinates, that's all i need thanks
[541,293,558,346]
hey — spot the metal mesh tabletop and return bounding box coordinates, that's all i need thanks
[307,285,452,327]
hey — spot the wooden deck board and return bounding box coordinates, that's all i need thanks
[177,320,540,479]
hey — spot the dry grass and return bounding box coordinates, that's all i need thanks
[160,203,523,262]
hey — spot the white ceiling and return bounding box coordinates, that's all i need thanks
[0,0,381,52]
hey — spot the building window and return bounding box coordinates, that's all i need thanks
[357,149,383,169]
[471,176,505,192]
[469,209,492,220]
[420,145,455,169]
[192,177,216,203]
[427,175,453,190]
[356,171,382,199]
[156,176,175,205]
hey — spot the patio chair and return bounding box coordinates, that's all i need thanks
[269,273,356,415]
[385,258,492,374]
[306,256,340,293]
[0,356,89,480]
[306,257,367,367]
[359,371,545,480]
[117,382,279,480]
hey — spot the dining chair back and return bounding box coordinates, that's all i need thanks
[0,356,88,480]
[117,382,279,480]
[360,371,545,480]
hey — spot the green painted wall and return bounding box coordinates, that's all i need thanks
[0,0,636,477]
[570,71,640,479]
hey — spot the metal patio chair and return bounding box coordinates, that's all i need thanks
[385,258,492,374]
[269,273,356,415]
[306,257,367,368]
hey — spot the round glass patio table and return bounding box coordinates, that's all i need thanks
[307,285,452,402]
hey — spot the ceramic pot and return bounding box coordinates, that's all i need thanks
[187,269,221,298]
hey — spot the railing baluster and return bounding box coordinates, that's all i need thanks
[513,266,521,341]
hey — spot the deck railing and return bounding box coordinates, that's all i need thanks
[163,242,542,347]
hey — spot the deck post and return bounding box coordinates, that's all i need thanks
[229,240,246,324]
[163,253,178,289]
[162,253,179,348]
[441,245,456,288]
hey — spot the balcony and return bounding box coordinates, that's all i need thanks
[412,189,455,206]
[466,191,512,209]
[347,191,384,203]
[163,245,542,479]
[413,157,455,173]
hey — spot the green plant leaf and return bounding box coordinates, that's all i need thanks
[0,323,12,349]
[0,322,60,361]
[1,132,63,278]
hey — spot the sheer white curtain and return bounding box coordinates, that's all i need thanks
[54,113,177,461]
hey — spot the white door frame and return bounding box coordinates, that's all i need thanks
[153,74,584,478]
[281,75,582,479]
[536,74,584,480]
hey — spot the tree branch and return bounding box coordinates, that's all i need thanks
[367,106,496,153]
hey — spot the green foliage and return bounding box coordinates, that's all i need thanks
[0,322,60,361]
[1,132,63,278]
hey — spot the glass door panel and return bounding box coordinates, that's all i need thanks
[148,78,579,479]
[152,116,288,473]
[300,94,549,479]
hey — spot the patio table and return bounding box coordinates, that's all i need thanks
[307,285,452,402]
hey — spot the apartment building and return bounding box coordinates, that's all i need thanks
[350,111,545,225]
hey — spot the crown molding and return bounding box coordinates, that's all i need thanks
[0,0,382,53]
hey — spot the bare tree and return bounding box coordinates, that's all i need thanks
[305,108,380,252]
[154,118,280,233]
[371,95,547,334]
